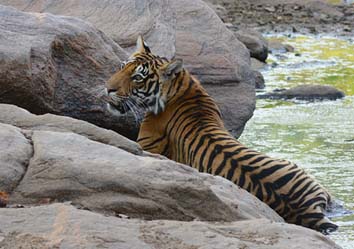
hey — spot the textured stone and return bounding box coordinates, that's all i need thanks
[253,70,266,89]
[0,124,32,193]
[0,105,341,249]
[0,104,141,155]
[0,5,142,139]
[235,29,269,62]
[0,203,341,249]
[9,129,281,222]
[251,57,267,71]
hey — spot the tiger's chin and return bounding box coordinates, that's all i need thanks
[106,103,127,116]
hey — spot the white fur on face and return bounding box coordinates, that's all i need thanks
[106,103,124,116]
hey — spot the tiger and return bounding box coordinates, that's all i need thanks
[103,36,338,234]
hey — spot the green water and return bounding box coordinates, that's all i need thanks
[240,35,354,248]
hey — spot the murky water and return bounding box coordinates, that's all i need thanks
[240,35,354,248]
[328,0,354,4]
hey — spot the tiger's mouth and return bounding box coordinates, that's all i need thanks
[101,94,127,114]
[107,102,127,114]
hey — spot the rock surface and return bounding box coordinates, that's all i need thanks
[253,70,266,89]
[251,57,267,71]
[0,0,256,138]
[0,203,341,249]
[0,124,32,193]
[0,105,342,248]
[0,5,144,140]
[258,84,345,101]
[0,104,141,155]
[0,104,281,223]
[235,29,269,62]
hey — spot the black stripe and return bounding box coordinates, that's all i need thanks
[213,147,246,175]
[257,164,284,179]
[248,155,268,165]
[198,136,231,172]
[290,181,314,207]
[273,171,297,189]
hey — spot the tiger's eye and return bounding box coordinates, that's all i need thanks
[120,62,126,70]
[133,75,144,82]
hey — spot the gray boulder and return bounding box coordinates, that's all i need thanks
[0,104,281,223]
[235,29,269,62]
[258,84,345,101]
[0,104,141,155]
[253,70,266,89]
[0,105,342,248]
[251,57,268,71]
[0,203,341,249]
[9,130,281,222]
[0,124,32,193]
[0,0,256,138]
[0,5,143,139]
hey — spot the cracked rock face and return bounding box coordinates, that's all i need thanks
[0,0,256,138]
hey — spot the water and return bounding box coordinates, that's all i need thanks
[240,35,354,248]
[328,0,354,4]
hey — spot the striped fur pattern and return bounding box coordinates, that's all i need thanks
[105,36,338,234]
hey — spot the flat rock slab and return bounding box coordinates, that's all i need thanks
[258,84,345,101]
[0,203,341,249]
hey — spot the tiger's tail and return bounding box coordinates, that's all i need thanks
[317,216,338,235]
[305,203,338,234]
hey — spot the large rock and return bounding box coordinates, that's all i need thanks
[0,105,342,248]
[0,124,32,193]
[235,29,269,62]
[258,84,345,101]
[9,130,281,222]
[0,203,341,249]
[0,104,281,223]
[0,0,256,138]
[0,5,144,139]
[0,104,141,155]
[253,70,266,89]
[251,57,267,71]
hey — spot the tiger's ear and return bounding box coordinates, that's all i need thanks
[160,59,183,82]
[136,35,151,53]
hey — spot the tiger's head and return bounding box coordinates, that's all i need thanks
[105,36,183,118]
